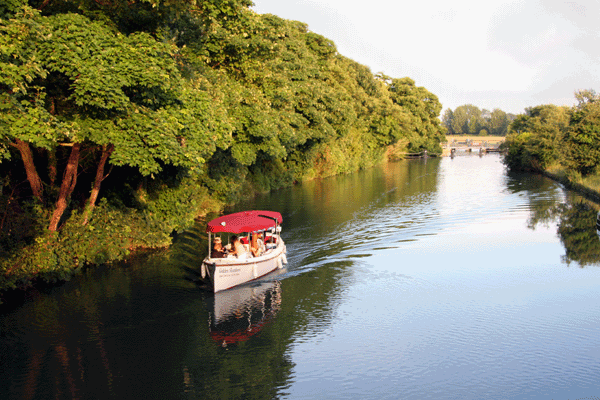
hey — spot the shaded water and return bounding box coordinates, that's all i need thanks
[2,155,600,399]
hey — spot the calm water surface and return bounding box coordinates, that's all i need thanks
[2,155,600,400]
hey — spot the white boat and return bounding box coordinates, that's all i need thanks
[200,210,287,292]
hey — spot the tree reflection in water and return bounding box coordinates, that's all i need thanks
[529,195,600,266]
[556,201,600,266]
[505,171,600,267]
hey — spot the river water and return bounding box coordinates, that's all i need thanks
[2,154,600,399]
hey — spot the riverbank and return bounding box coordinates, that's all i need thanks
[542,165,600,204]
[0,192,226,305]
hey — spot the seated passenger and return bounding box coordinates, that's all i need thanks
[257,232,266,253]
[250,233,264,257]
[211,237,226,258]
[228,235,248,259]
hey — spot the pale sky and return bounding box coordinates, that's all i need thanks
[251,0,600,115]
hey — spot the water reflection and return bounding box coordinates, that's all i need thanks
[232,158,442,275]
[0,248,212,400]
[4,156,600,400]
[208,280,282,347]
[530,197,600,266]
[505,171,600,266]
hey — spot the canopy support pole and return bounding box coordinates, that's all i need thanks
[208,232,212,259]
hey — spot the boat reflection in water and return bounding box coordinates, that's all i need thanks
[208,278,283,347]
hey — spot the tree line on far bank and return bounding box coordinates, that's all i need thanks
[442,104,517,136]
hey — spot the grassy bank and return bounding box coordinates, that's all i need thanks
[544,164,600,204]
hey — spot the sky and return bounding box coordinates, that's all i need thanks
[251,0,600,115]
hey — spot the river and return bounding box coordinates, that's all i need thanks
[2,154,600,399]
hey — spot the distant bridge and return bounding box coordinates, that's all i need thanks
[442,138,504,157]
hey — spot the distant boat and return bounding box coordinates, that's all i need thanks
[200,210,287,292]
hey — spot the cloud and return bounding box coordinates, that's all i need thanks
[252,0,598,114]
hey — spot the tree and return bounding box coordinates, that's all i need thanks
[451,104,483,135]
[503,104,569,171]
[489,108,509,136]
[1,7,232,230]
[387,77,444,153]
[441,108,454,135]
[565,89,600,175]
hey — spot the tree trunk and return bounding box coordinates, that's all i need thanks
[82,144,114,226]
[13,139,44,203]
[48,148,57,186]
[48,143,81,231]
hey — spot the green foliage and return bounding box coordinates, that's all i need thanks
[0,178,219,292]
[0,7,65,158]
[444,105,513,136]
[489,109,510,136]
[198,10,441,180]
[0,0,26,18]
[451,104,485,136]
[503,104,570,171]
[564,90,600,176]
[441,108,454,135]
[503,131,536,171]
[136,171,213,234]
[387,77,444,153]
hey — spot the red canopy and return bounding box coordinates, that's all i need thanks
[206,210,282,233]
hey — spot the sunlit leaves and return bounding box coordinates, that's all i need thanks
[504,104,570,171]
[387,77,444,152]
[565,90,600,175]
[0,6,48,94]
[35,13,180,110]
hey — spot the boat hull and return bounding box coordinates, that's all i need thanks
[202,240,286,292]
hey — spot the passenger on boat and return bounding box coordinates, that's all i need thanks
[211,237,227,258]
[228,235,248,259]
[257,232,266,253]
[250,233,265,257]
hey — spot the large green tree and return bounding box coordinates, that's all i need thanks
[451,104,484,135]
[503,104,570,171]
[386,77,443,153]
[1,7,231,230]
[489,108,510,136]
[564,90,600,176]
